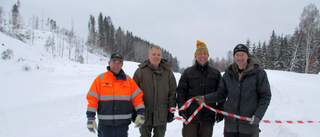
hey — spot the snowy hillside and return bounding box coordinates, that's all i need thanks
[1,31,320,137]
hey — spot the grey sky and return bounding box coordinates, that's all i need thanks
[2,0,320,68]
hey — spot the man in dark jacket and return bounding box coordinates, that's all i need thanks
[196,44,272,137]
[177,40,224,137]
[133,45,177,137]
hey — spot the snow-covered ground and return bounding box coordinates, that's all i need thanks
[1,31,320,137]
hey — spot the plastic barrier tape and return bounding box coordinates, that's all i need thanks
[170,97,320,125]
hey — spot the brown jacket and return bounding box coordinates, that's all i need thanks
[133,59,177,126]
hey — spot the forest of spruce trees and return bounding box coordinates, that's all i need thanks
[86,12,180,72]
[211,3,320,74]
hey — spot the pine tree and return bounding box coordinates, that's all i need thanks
[115,27,125,54]
[245,39,251,52]
[11,0,20,30]
[226,50,234,67]
[103,16,110,53]
[256,41,263,62]
[133,40,149,62]
[124,31,134,60]
[276,35,287,70]
[289,30,299,72]
[251,43,257,56]
[171,57,180,72]
[266,30,278,69]
[104,16,115,53]
[0,6,4,28]
[97,12,106,49]
[87,15,96,53]
[261,41,267,69]
[290,29,306,73]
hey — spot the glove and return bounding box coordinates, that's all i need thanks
[134,114,145,128]
[87,117,98,133]
[194,96,205,105]
[179,110,188,120]
[249,115,261,125]
[167,112,174,123]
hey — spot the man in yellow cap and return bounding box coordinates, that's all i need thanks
[176,40,225,137]
[195,44,271,137]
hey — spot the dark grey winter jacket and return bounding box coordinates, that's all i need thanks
[204,57,271,124]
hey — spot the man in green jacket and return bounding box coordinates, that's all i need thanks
[133,45,177,137]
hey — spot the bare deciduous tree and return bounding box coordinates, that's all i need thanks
[299,3,320,73]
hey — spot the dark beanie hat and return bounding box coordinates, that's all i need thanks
[233,44,249,56]
[110,53,123,62]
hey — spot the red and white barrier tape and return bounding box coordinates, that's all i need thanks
[262,120,320,124]
[170,97,320,124]
[170,97,199,124]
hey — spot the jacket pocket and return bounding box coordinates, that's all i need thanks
[118,82,131,96]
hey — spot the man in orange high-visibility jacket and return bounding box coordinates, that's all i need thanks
[86,53,145,137]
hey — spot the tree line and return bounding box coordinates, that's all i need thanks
[0,0,180,72]
[211,3,320,74]
[87,12,180,72]
[1,1,319,74]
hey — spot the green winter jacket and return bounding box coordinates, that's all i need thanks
[133,59,177,126]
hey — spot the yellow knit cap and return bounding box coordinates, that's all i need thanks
[194,40,209,57]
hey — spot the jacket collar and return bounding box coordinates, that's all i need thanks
[106,66,127,80]
[228,57,261,75]
[195,61,209,71]
[139,59,172,72]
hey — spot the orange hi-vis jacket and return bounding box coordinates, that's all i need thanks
[86,69,145,126]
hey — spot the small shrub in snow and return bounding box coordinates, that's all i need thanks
[22,65,31,72]
[17,57,24,61]
[1,49,14,60]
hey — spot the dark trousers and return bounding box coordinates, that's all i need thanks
[139,124,167,137]
[182,122,214,137]
[98,124,128,137]
[224,121,260,137]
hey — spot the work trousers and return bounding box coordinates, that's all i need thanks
[224,121,260,137]
[139,124,167,137]
[182,122,214,137]
[98,124,128,137]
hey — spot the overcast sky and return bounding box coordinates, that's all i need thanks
[2,0,320,68]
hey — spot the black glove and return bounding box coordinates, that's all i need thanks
[167,112,174,123]
[215,113,224,123]
[249,115,261,125]
[179,110,188,120]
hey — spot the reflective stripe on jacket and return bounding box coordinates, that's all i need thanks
[86,69,145,126]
